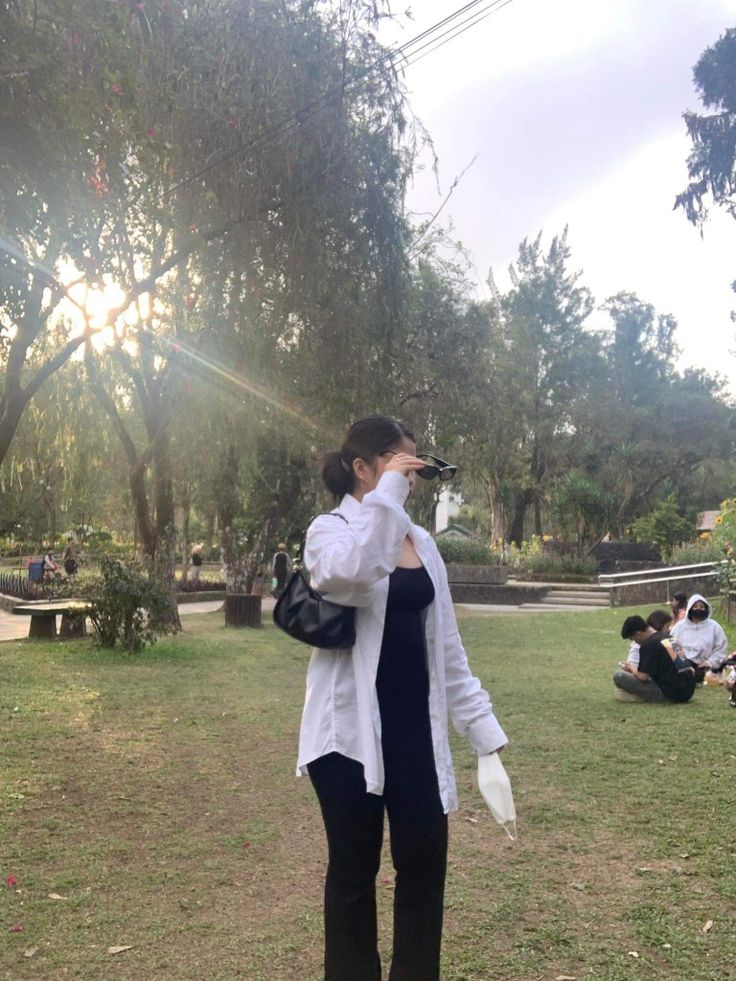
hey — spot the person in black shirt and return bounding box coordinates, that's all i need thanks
[271,543,292,597]
[614,615,696,703]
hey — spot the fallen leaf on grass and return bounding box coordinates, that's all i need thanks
[108,945,133,955]
[9,924,23,933]
[24,947,38,958]
[702,920,713,933]
[628,950,639,958]
[47,893,67,901]
[465,817,478,824]
[555,975,576,980]
[663,943,672,949]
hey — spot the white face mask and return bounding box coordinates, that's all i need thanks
[478,752,517,840]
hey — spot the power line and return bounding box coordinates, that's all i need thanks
[400,0,514,72]
[164,0,515,198]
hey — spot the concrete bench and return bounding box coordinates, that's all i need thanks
[12,600,91,640]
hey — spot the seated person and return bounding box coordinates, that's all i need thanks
[614,615,696,704]
[670,594,728,682]
[622,609,676,670]
[670,591,688,624]
[726,662,736,708]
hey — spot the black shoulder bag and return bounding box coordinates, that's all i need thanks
[272,513,357,649]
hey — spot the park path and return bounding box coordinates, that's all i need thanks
[0,593,601,643]
[0,598,268,643]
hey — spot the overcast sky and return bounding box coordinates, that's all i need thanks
[381,0,736,392]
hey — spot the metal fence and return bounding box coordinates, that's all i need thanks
[0,572,56,601]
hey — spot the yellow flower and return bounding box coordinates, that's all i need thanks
[715,516,723,525]
[700,532,711,540]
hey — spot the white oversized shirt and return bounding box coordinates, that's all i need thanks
[296,470,507,813]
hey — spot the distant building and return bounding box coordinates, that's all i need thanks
[697,510,720,533]
[435,523,474,540]
[435,485,462,534]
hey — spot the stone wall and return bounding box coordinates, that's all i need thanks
[609,574,720,608]
[450,583,548,605]
[445,564,508,585]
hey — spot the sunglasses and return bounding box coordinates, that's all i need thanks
[379,450,457,481]
[417,454,457,482]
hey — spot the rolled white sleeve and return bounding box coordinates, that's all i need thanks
[433,548,507,755]
[304,471,411,607]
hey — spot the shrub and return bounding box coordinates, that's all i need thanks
[435,537,500,566]
[177,577,225,593]
[669,539,723,566]
[80,558,173,653]
[501,535,597,579]
[630,495,694,560]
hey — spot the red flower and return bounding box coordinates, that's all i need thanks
[110,83,123,97]
[6,875,17,888]
[146,126,158,139]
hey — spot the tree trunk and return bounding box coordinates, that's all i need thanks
[151,423,181,631]
[203,509,216,554]
[487,477,507,545]
[180,492,191,583]
[508,490,533,546]
[534,497,543,537]
[220,524,249,593]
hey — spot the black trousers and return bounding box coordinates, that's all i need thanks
[308,750,448,981]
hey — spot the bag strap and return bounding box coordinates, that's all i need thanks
[322,511,348,524]
[299,512,348,570]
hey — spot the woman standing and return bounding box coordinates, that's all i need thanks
[297,416,508,981]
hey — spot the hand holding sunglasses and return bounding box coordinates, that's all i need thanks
[416,454,457,482]
[382,451,457,482]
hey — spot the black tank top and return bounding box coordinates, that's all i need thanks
[376,566,435,726]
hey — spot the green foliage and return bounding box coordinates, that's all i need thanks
[80,557,172,653]
[675,27,736,225]
[504,534,598,579]
[434,537,499,566]
[630,495,694,560]
[711,497,736,598]
[552,470,612,556]
[669,537,723,565]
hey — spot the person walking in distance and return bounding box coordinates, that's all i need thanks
[271,543,292,597]
[190,543,204,581]
[297,416,508,981]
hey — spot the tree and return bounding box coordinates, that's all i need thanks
[675,27,736,226]
[482,230,597,544]
[576,293,736,534]
[552,470,612,558]
[630,495,694,561]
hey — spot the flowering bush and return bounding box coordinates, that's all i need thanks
[711,498,736,604]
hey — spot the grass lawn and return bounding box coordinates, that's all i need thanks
[1,606,735,980]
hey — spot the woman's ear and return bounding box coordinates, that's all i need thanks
[352,456,371,487]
